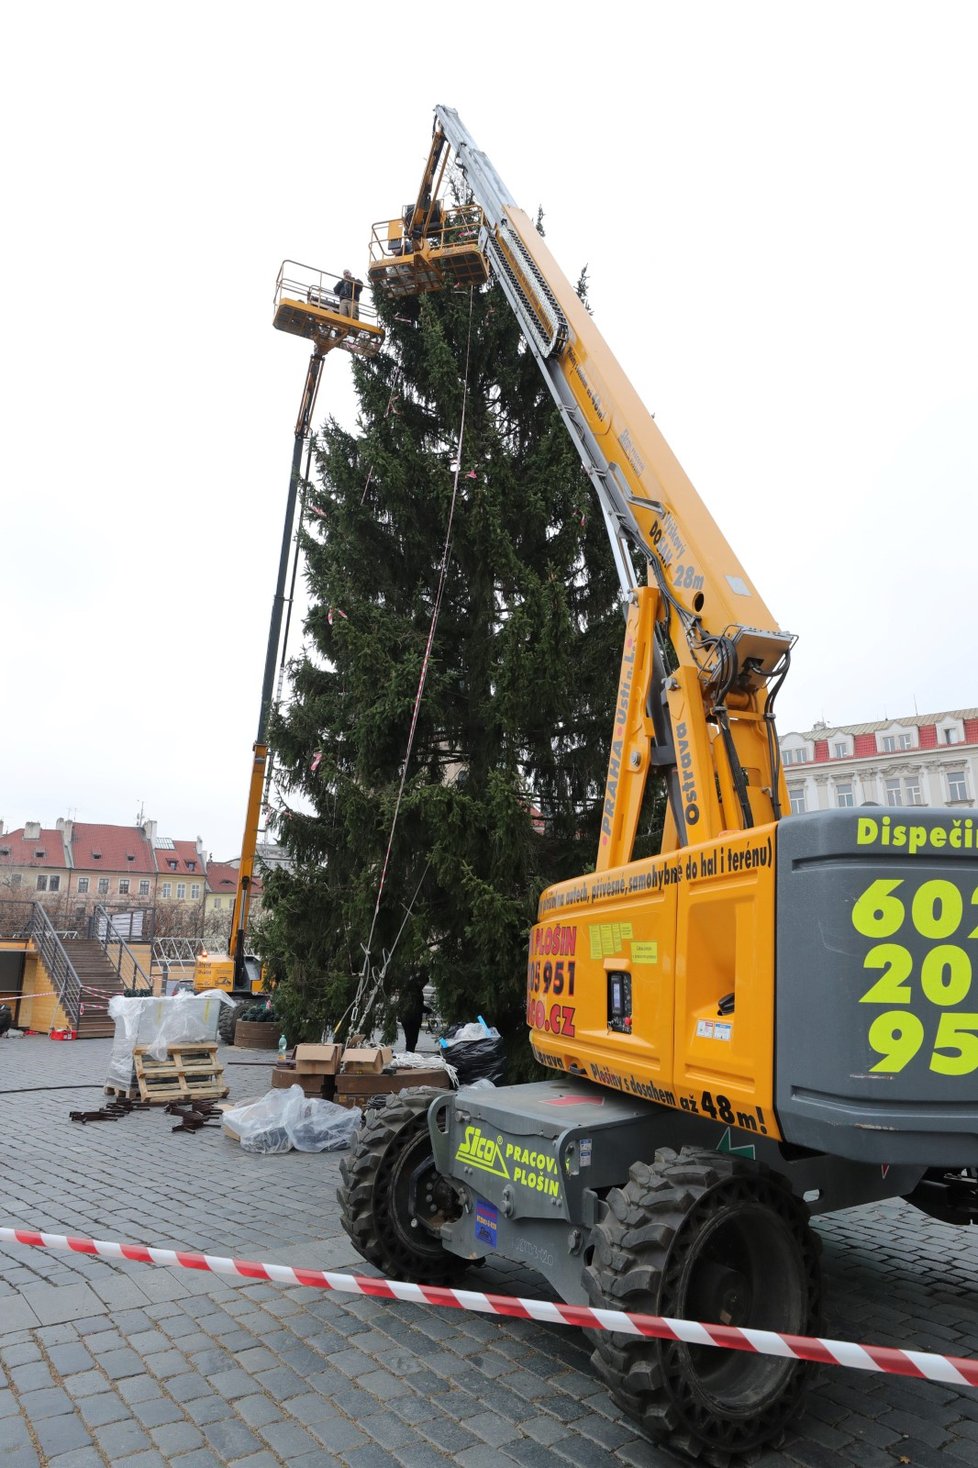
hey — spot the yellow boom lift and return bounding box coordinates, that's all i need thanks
[335,111,978,1463]
[195,268,383,1033]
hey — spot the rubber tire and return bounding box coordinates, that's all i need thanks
[582,1147,821,1466]
[338,1088,468,1286]
[218,1000,246,1045]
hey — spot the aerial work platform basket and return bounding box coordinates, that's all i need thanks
[273,261,384,359]
[368,203,489,298]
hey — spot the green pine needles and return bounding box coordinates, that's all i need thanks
[258,276,633,1075]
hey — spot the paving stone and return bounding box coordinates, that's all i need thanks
[0,1413,35,1451]
[200,1417,265,1458]
[132,1394,187,1428]
[32,1414,94,1457]
[46,1449,106,1468]
[10,1360,55,1392]
[91,1417,153,1457]
[114,1372,166,1404]
[47,1343,95,1375]
[78,1392,131,1428]
[258,1418,324,1456]
[19,1283,103,1326]
[149,1420,206,1455]
[234,1393,284,1428]
[19,1385,75,1419]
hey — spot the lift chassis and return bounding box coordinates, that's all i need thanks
[336,107,978,1465]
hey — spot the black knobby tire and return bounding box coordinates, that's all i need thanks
[218,999,247,1044]
[583,1147,821,1466]
[338,1088,467,1286]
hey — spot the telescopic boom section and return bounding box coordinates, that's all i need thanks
[370,108,795,862]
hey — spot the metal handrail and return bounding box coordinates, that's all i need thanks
[368,202,485,266]
[27,903,83,1024]
[274,259,380,329]
[88,906,153,993]
[152,937,202,968]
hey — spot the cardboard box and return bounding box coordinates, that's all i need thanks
[294,1042,343,1075]
[337,1068,451,1097]
[271,1065,325,1097]
[341,1045,393,1075]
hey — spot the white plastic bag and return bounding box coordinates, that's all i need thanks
[224,1086,361,1154]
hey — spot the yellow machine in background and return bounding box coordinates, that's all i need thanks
[198,264,385,1034]
[335,109,978,1464]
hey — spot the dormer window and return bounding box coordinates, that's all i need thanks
[35,849,45,858]
[127,853,135,862]
[92,851,102,860]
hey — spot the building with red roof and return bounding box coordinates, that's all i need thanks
[779,708,978,813]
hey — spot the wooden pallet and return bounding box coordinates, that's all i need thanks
[133,1043,228,1103]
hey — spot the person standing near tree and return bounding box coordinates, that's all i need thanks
[396,974,426,1055]
[336,269,363,320]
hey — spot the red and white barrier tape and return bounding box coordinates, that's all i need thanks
[1,1225,975,1388]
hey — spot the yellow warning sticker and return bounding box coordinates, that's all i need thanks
[631,941,658,965]
[589,922,634,960]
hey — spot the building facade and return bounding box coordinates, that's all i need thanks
[0,818,253,941]
[779,709,978,815]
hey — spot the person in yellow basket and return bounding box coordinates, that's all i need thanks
[336,269,362,320]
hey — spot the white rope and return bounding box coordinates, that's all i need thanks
[349,290,477,1037]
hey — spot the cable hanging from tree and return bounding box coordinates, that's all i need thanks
[345,288,477,1038]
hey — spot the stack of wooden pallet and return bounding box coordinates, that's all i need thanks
[131,1043,229,1104]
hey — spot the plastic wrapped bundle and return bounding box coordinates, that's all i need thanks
[441,1018,506,1086]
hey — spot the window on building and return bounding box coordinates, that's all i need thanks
[881,735,896,753]
[177,883,186,899]
[788,785,806,813]
[190,883,201,899]
[77,876,90,893]
[783,748,806,766]
[35,874,48,891]
[119,879,130,895]
[881,775,904,810]
[905,777,922,805]
[10,873,21,889]
[944,727,960,745]
[899,733,913,750]
[162,882,172,898]
[833,743,848,759]
[138,879,150,896]
[97,878,109,895]
[835,783,854,808]
[948,770,969,802]
[212,898,222,910]
[49,875,60,892]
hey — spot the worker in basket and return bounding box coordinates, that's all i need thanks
[336,269,363,320]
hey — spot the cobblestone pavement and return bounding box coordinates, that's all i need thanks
[1,1036,978,1467]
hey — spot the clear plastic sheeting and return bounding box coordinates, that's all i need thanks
[106,991,233,1090]
[223,1086,362,1155]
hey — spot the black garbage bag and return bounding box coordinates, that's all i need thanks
[442,1021,506,1086]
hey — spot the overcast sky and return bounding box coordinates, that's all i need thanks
[3,2,976,858]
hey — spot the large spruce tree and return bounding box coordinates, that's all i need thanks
[260,272,629,1071]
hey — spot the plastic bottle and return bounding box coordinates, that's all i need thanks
[277,1034,288,1061]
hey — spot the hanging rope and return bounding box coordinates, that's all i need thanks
[347,290,477,1037]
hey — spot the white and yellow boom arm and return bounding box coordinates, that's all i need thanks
[431,106,795,863]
